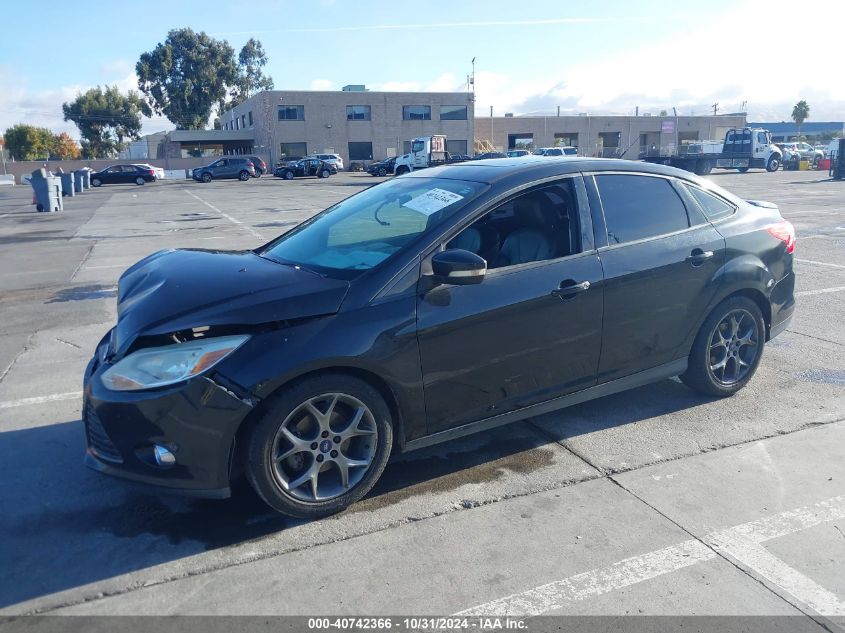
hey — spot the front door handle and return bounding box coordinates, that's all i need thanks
[552,279,591,299]
[686,249,714,266]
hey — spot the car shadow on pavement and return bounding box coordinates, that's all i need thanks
[0,378,712,608]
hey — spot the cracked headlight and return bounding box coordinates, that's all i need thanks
[101,335,250,391]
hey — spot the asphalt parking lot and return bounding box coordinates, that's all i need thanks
[0,168,843,623]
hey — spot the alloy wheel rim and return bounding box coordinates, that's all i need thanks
[708,309,759,385]
[270,393,377,502]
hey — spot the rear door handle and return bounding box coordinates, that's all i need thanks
[552,280,591,299]
[686,249,714,266]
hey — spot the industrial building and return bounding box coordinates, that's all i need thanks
[149,85,749,168]
[220,85,475,167]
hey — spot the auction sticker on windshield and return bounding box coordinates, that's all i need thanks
[402,188,464,215]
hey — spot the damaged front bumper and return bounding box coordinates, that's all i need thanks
[82,333,257,498]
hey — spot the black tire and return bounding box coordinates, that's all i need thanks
[245,374,393,519]
[695,160,713,176]
[239,170,250,181]
[283,171,294,180]
[737,166,749,173]
[36,203,44,212]
[320,169,330,179]
[395,166,409,176]
[91,178,102,187]
[680,296,765,397]
[378,167,387,177]
[766,156,780,172]
[201,172,212,183]
[135,177,145,185]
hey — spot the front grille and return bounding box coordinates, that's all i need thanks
[85,403,123,464]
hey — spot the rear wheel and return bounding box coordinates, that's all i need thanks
[766,156,781,172]
[695,160,713,176]
[680,296,765,397]
[320,169,330,179]
[737,166,749,173]
[246,375,393,518]
[239,170,250,181]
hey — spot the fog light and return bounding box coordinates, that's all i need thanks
[153,445,176,467]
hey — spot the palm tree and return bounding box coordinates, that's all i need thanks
[792,100,810,142]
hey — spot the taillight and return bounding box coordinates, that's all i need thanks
[247,161,254,168]
[767,220,795,254]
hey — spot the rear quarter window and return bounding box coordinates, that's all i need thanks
[595,174,690,244]
[685,184,736,221]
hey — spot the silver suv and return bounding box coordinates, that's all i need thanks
[192,157,256,182]
[308,153,344,171]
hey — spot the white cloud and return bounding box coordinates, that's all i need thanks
[310,79,334,90]
[469,0,845,121]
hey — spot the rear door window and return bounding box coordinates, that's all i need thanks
[595,174,690,244]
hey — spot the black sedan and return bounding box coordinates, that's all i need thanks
[83,157,795,518]
[274,158,336,180]
[367,156,397,176]
[474,151,507,159]
[90,164,156,187]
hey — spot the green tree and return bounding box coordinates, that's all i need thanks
[62,86,149,158]
[791,100,810,141]
[231,38,274,105]
[3,124,56,160]
[136,28,238,129]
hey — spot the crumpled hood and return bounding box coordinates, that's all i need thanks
[112,249,349,356]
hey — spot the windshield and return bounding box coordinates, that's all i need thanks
[259,177,487,278]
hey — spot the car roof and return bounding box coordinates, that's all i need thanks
[404,156,697,185]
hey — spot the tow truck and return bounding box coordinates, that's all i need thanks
[643,127,782,175]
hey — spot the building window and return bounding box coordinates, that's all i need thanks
[241,114,246,128]
[280,142,307,159]
[235,118,240,130]
[348,142,373,161]
[440,105,467,121]
[446,139,468,156]
[508,133,534,150]
[248,111,253,127]
[346,106,371,121]
[403,105,431,121]
[554,133,578,148]
[278,105,305,121]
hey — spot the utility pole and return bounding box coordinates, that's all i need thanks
[470,57,476,95]
[712,102,719,116]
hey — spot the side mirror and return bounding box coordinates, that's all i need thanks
[431,249,487,285]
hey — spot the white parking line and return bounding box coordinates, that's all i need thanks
[183,189,265,241]
[457,495,845,616]
[796,286,845,297]
[0,391,83,410]
[795,259,845,270]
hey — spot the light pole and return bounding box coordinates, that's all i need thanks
[0,141,6,175]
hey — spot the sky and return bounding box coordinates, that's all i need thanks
[1,0,843,141]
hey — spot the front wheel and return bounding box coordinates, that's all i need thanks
[91,178,102,187]
[395,166,409,176]
[246,374,393,518]
[239,170,250,181]
[377,167,387,177]
[680,296,765,397]
[283,171,294,180]
[766,156,780,172]
[201,172,212,183]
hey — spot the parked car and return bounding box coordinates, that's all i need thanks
[533,146,578,156]
[506,149,531,158]
[778,142,823,165]
[192,158,256,182]
[83,157,795,518]
[244,156,268,177]
[367,156,397,177]
[308,153,344,172]
[90,164,156,187]
[474,151,507,159]
[775,143,802,167]
[132,163,165,180]
[449,154,472,162]
[274,158,336,180]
